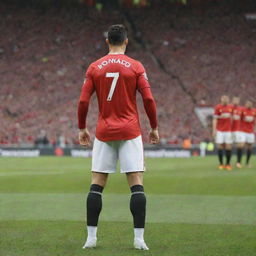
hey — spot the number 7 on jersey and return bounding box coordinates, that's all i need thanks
[106,72,119,101]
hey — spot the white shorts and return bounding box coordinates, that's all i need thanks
[215,131,233,144]
[243,132,255,144]
[91,135,144,173]
[232,131,245,144]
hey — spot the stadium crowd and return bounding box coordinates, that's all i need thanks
[0,1,255,146]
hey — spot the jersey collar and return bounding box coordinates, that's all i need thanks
[108,52,125,55]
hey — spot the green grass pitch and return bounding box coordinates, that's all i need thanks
[0,156,256,256]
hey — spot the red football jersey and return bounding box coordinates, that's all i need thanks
[214,104,233,131]
[231,105,243,132]
[78,53,157,141]
[240,107,256,133]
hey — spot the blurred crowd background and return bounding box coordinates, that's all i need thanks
[0,0,256,147]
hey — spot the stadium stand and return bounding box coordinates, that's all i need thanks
[0,1,256,146]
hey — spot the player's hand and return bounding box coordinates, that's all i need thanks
[79,128,91,146]
[149,128,159,144]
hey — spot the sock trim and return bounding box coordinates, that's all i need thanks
[90,184,104,193]
[130,184,144,193]
[89,191,102,196]
[132,191,145,195]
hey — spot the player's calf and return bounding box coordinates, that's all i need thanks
[130,184,149,250]
[83,184,104,249]
[246,145,253,166]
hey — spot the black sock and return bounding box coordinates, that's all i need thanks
[237,148,243,164]
[130,185,146,228]
[87,184,103,226]
[246,149,252,165]
[225,149,232,165]
[218,149,223,165]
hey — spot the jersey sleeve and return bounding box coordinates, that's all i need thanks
[136,62,150,92]
[77,64,95,129]
[136,62,158,129]
[139,87,158,129]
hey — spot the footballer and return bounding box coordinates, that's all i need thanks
[212,95,233,170]
[231,96,244,168]
[240,100,256,167]
[77,24,159,250]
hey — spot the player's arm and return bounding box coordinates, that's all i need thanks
[212,106,219,138]
[77,65,95,146]
[136,63,159,144]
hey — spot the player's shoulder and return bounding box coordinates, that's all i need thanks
[85,60,98,75]
[118,54,144,71]
[86,56,111,75]
[128,56,145,71]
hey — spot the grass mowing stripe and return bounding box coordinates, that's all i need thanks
[1,157,255,196]
[1,170,255,178]
[1,193,256,225]
[0,171,81,176]
[0,157,255,256]
[1,220,256,256]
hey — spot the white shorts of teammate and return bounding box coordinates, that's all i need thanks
[241,132,255,144]
[232,131,245,144]
[92,135,144,173]
[215,131,233,144]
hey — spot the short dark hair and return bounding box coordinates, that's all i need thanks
[107,24,127,46]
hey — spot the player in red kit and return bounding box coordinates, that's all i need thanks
[240,100,256,167]
[212,95,233,171]
[77,25,159,250]
[231,97,244,168]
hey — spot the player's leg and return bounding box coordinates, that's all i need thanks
[119,136,148,250]
[216,131,225,169]
[245,133,255,167]
[84,172,108,248]
[224,132,233,171]
[83,138,117,249]
[235,132,245,168]
[246,143,253,167]
[126,172,148,250]
[217,144,224,169]
[127,172,145,229]
[236,143,244,168]
[224,143,232,170]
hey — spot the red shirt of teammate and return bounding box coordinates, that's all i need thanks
[78,54,157,142]
[231,105,243,132]
[240,107,256,134]
[214,104,233,132]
